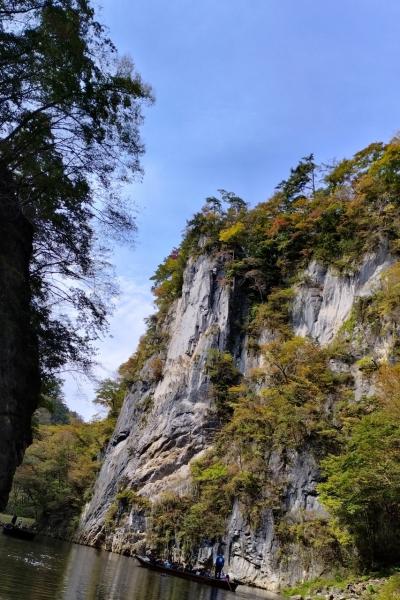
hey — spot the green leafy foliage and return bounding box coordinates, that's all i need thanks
[147,190,249,318]
[205,349,241,420]
[147,460,235,558]
[105,488,150,531]
[249,287,295,340]
[276,153,316,206]
[98,139,400,574]
[72,139,400,570]
[147,337,346,554]
[147,139,400,330]
[376,574,400,600]
[219,221,246,244]
[319,412,400,567]
[7,418,114,534]
[227,337,343,458]
[147,492,193,555]
[34,376,82,426]
[118,314,168,386]
[319,363,400,568]
[151,248,188,317]
[0,0,152,377]
[276,514,342,566]
[143,139,400,332]
[94,378,126,420]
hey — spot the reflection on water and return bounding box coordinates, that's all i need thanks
[0,534,275,599]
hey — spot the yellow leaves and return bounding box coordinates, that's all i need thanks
[249,287,294,338]
[218,221,245,243]
[262,336,327,386]
[378,262,400,317]
[376,574,400,600]
[227,383,247,395]
[227,383,248,403]
[355,141,400,201]
[375,362,400,419]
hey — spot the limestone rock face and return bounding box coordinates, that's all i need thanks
[292,245,392,345]
[77,254,231,545]
[223,449,329,589]
[77,246,393,590]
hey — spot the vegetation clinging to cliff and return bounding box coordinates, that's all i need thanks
[319,363,400,568]
[147,336,348,556]
[149,139,400,324]
[12,138,400,570]
[133,139,400,567]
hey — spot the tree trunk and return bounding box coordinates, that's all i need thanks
[0,191,40,509]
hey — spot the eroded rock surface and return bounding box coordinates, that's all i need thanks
[77,247,393,590]
[292,246,392,345]
[77,254,231,545]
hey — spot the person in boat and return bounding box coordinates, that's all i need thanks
[214,553,225,579]
[11,515,17,526]
[184,561,193,573]
[146,551,156,562]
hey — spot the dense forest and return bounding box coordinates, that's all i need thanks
[7,378,122,536]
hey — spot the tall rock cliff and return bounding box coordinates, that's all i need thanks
[0,198,40,509]
[77,244,394,589]
[78,253,233,545]
[77,140,400,590]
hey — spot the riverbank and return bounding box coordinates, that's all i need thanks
[0,513,35,528]
[285,573,400,600]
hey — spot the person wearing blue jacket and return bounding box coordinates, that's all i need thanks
[215,553,225,579]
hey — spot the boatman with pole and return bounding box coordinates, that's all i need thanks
[215,552,225,579]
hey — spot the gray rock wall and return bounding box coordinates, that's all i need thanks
[77,246,393,590]
[216,449,330,590]
[77,254,231,546]
[292,245,392,345]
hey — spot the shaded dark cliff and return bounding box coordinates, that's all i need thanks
[0,196,40,508]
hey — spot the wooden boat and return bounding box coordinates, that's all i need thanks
[135,555,240,592]
[2,523,36,541]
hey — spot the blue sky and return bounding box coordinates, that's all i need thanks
[64,0,400,418]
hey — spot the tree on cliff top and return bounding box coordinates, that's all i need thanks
[0,0,153,375]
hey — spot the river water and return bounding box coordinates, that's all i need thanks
[0,534,276,600]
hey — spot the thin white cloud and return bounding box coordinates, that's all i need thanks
[63,276,154,420]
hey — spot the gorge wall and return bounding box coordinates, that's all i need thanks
[77,241,394,590]
[0,199,40,509]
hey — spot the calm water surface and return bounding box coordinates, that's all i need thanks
[0,535,276,600]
